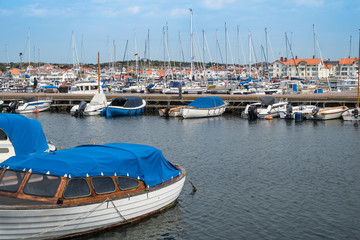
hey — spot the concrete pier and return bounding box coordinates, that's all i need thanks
[0,91,358,114]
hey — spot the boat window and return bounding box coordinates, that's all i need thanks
[23,173,61,197]
[0,170,25,192]
[0,129,8,140]
[116,176,139,190]
[91,177,116,195]
[63,178,91,199]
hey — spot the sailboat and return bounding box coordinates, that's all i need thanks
[342,30,360,121]
[70,52,108,116]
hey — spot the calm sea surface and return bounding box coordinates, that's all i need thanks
[27,112,360,240]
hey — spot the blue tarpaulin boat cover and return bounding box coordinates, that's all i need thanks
[187,96,225,108]
[0,114,49,156]
[1,143,181,187]
[40,85,58,89]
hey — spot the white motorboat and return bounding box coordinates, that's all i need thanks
[304,106,349,120]
[342,108,360,121]
[6,96,52,114]
[180,96,227,119]
[0,143,186,239]
[242,96,288,119]
[68,82,108,94]
[279,104,317,119]
[70,92,108,116]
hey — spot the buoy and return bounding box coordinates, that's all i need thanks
[265,115,273,120]
[34,109,40,114]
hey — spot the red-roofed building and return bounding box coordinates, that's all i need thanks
[269,56,332,80]
[336,57,359,78]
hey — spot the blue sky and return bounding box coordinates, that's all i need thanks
[0,0,359,64]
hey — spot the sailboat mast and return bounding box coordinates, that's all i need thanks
[28,28,31,68]
[225,22,228,82]
[313,24,318,90]
[202,30,205,81]
[357,30,359,108]
[134,30,138,81]
[148,29,150,70]
[190,8,193,82]
[248,32,252,78]
[98,52,100,94]
[349,35,352,76]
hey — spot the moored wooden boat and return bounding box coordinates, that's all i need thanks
[0,143,186,239]
[158,106,184,117]
[304,106,349,120]
[180,96,227,119]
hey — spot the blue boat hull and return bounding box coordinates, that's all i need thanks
[101,106,146,117]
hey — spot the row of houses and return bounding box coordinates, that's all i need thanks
[268,56,359,80]
[1,56,359,84]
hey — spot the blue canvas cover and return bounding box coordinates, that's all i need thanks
[0,113,49,156]
[1,143,181,188]
[110,96,143,108]
[187,96,225,109]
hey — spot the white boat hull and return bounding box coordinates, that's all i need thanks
[15,100,52,114]
[181,105,226,119]
[342,108,360,121]
[304,106,348,120]
[70,105,106,116]
[279,105,316,119]
[0,177,185,240]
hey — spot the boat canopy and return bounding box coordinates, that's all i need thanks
[187,96,225,108]
[1,143,181,188]
[110,96,143,108]
[260,96,276,106]
[0,114,50,156]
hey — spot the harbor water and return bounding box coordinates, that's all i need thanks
[28,112,360,240]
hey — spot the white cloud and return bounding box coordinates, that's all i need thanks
[0,9,13,16]
[170,8,189,18]
[126,6,140,14]
[100,9,122,17]
[203,0,235,9]
[293,0,325,7]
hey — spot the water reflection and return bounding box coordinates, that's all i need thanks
[84,203,183,240]
[25,112,360,240]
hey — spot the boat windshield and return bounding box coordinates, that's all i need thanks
[0,170,25,193]
[23,173,61,197]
